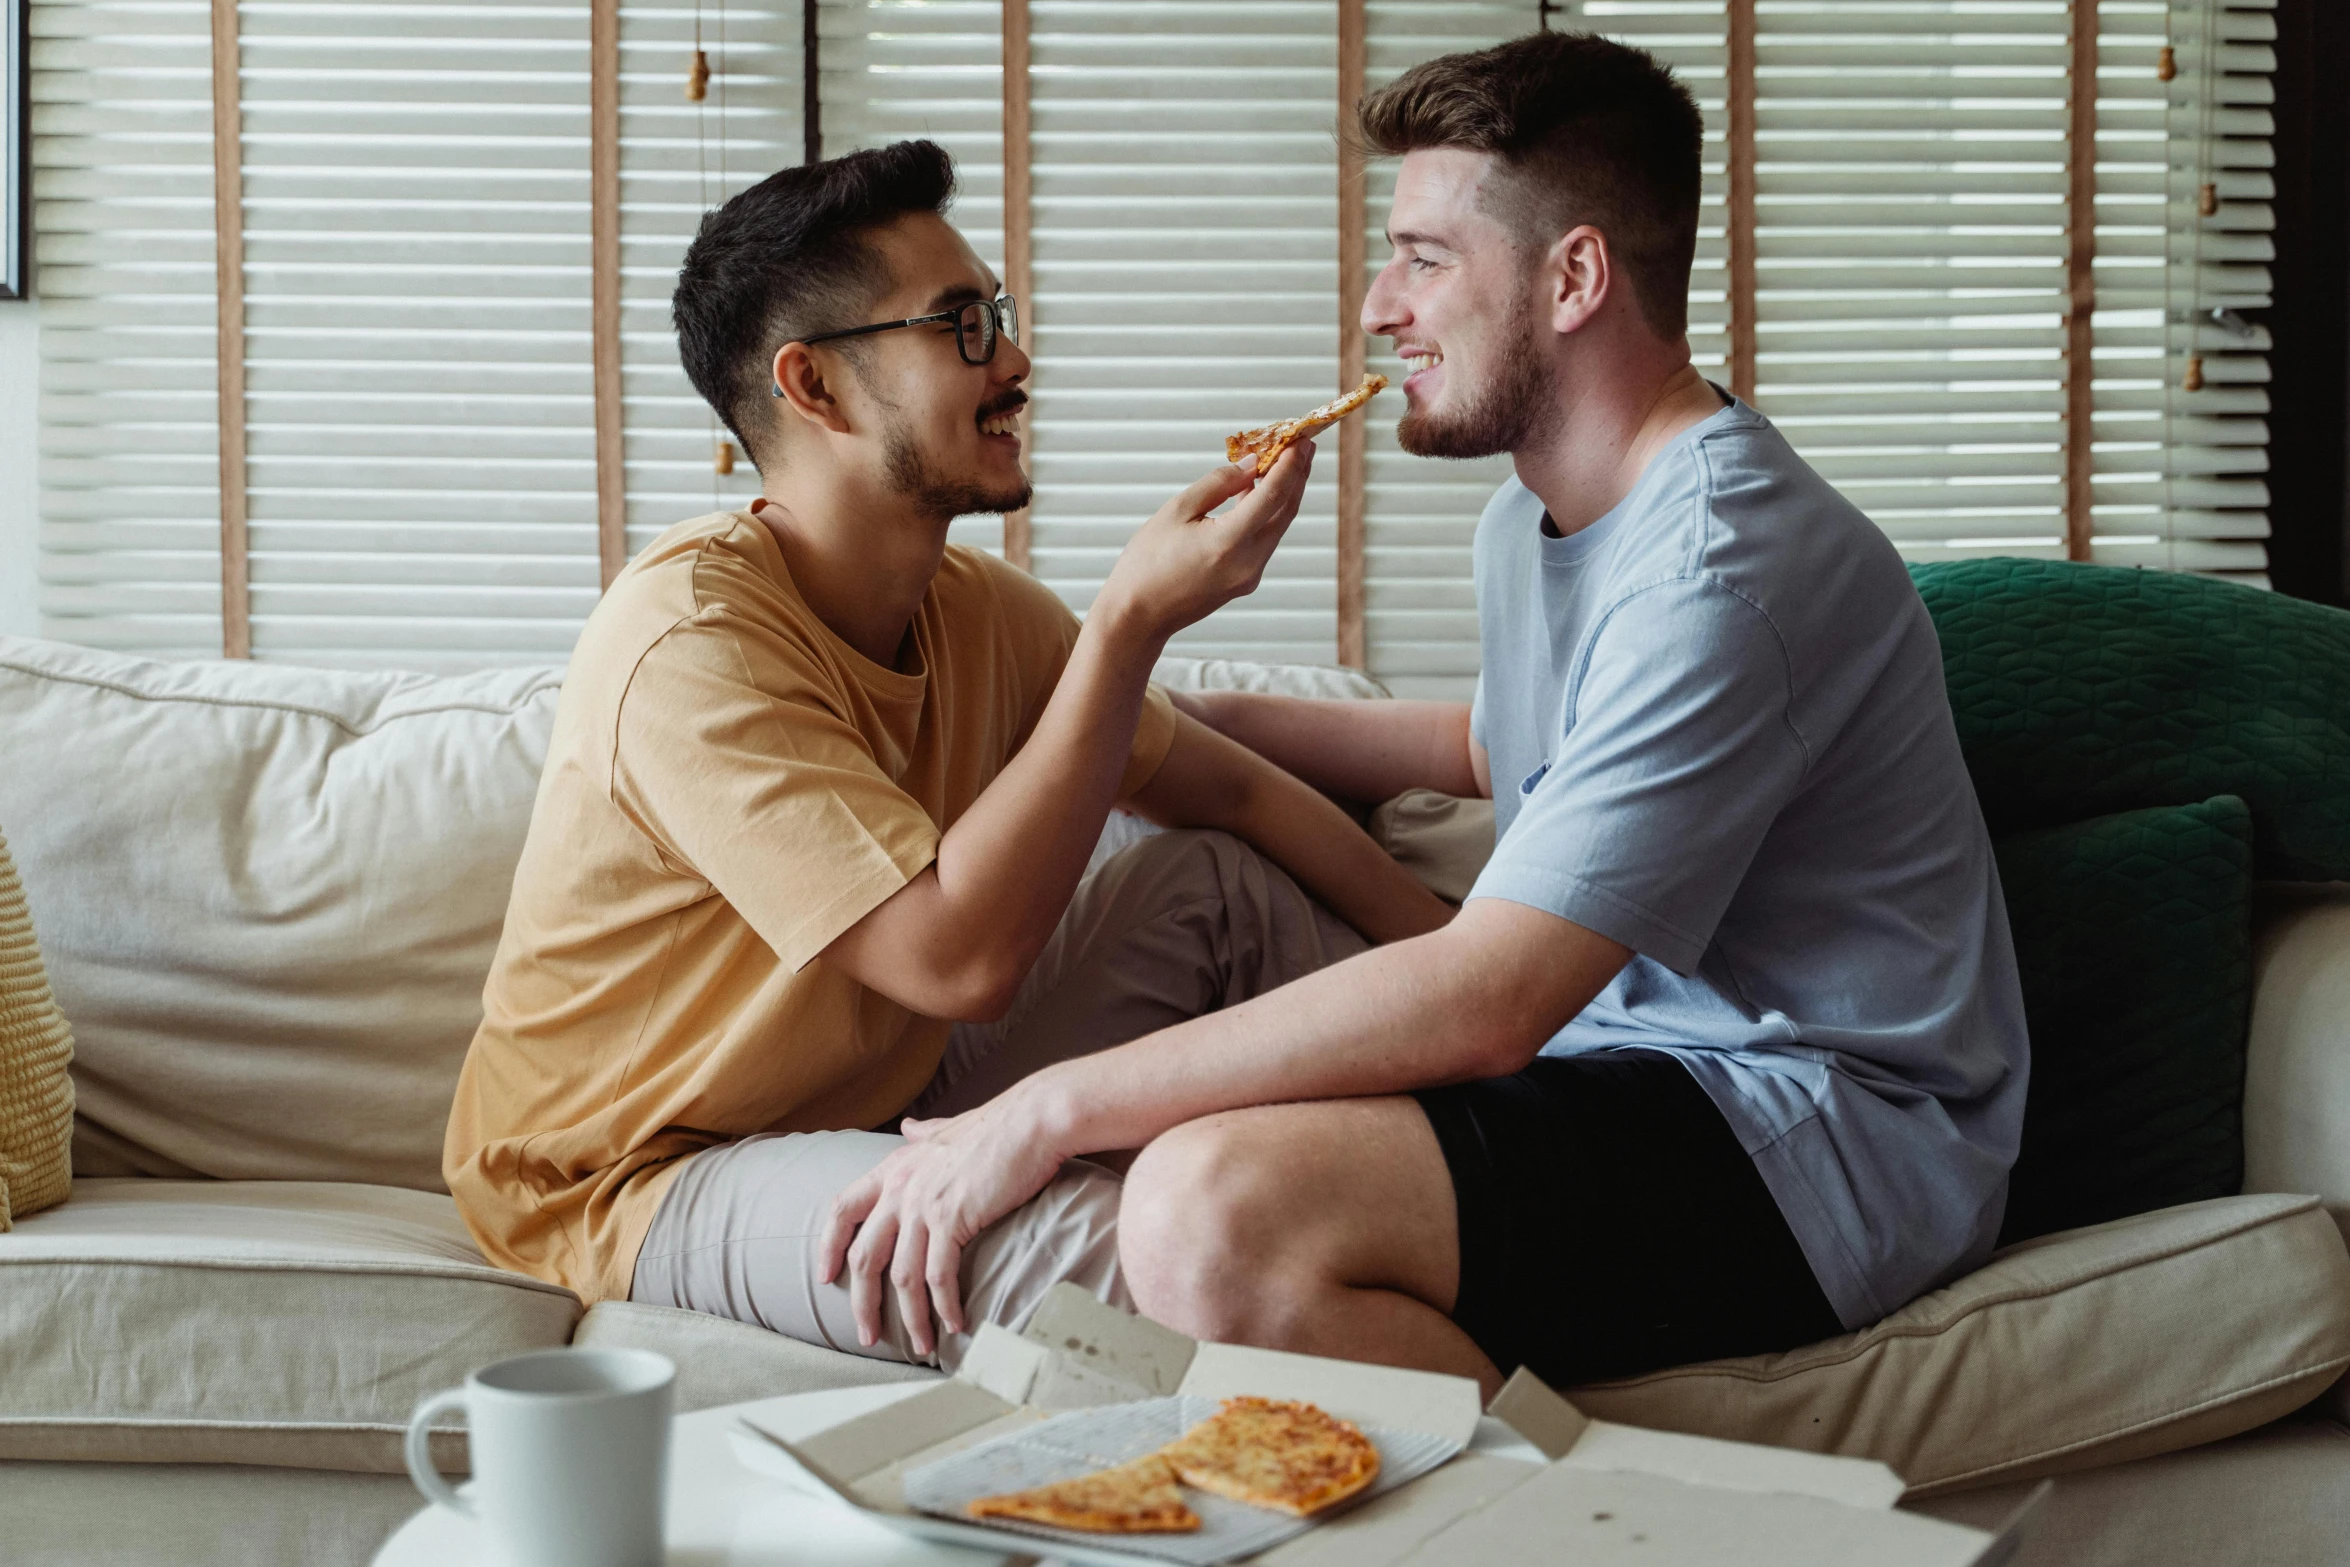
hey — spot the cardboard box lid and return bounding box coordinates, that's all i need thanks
[733,1288,2046,1567]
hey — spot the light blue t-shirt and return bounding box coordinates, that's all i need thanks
[1467,393,2029,1330]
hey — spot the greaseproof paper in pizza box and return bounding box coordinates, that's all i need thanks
[727,1284,2046,1567]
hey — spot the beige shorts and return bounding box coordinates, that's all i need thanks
[628,828,1365,1370]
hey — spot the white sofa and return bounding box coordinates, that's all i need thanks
[3,632,2349,1567]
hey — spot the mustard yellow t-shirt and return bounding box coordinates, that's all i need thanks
[444,509,1175,1302]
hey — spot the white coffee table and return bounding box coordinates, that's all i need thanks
[371,1379,1010,1566]
[374,1377,1549,1566]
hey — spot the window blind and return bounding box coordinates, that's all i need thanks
[814,0,1008,558]
[2091,0,2272,579]
[1568,0,2275,588]
[1361,0,1678,700]
[31,0,223,656]
[619,3,803,560]
[33,0,2275,670]
[1019,0,1337,664]
[230,0,599,668]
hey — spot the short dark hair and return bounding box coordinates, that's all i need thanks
[673,140,957,471]
[1357,32,1703,339]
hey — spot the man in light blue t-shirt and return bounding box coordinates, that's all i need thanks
[816,30,2027,1398]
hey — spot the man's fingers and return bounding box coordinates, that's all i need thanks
[1220,441,1313,527]
[892,1218,934,1359]
[1173,462,1258,523]
[818,1176,882,1285]
[926,1226,967,1340]
[846,1211,898,1349]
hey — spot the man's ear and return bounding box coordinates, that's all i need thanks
[1545,224,1613,336]
[770,341,855,437]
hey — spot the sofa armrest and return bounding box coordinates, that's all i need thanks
[2245,888,2350,1247]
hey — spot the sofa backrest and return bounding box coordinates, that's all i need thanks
[0,637,561,1191]
[0,638,1388,1193]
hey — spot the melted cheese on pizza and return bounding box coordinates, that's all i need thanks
[965,1453,1202,1535]
[1159,1396,1382,1517]
[1226,375,1390,474]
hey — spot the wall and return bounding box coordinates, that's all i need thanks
[0,299,35,638]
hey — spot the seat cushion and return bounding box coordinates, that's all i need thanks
[572,1299,934,1414]
[0,1178,579,1471]
[1994,796,2255,1243]
[1566,1193,2350,1496]
[0,821,75,1227]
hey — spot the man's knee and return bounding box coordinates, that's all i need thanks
[1119,1114,1304,1343]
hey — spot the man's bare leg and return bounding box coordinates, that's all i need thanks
[1117,1097,1505,1399]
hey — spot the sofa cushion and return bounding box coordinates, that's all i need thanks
[1994,797,2255,1243]
[0,639,1389,1194]
[0,822,75,1227]
[1912,557,2350,881]
[572,1299,934,1414]
[0,637,564,1191]
[1566,1193,2350,1497]
[0,1178,579,1471]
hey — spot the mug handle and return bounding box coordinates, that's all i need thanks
[404,1387,476,1517]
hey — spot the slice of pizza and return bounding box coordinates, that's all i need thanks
[1226,374,1390,475]
[1160,1396,1382,1518]
[965,1453,1202,1535]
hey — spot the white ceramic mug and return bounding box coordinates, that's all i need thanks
[404,1347,676,1567]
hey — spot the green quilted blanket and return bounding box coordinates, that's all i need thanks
[1912,558,2350,882]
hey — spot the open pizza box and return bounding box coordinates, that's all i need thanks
[727,1283,2045,1566]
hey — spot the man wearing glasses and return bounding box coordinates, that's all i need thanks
[443,140,1453,1367]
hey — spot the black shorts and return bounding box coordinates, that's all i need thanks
[1414,1049,1842,1390]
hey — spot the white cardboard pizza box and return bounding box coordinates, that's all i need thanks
[727,1284,2044,1567]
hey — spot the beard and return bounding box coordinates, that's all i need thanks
[1396,304,1552,461]
[879,405,1033,520]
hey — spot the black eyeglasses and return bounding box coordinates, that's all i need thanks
[774,295,1020,395]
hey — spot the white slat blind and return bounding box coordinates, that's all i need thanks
[31,0,223,656]
[1361,1,1684,700]
[232,0,598,668]
[815,0,1007,557]
[31,1,2277,670]
[1021,0,1335,663]
[2092,0,2272,578]
[1732,1,2079,568]
[34,0,800,669]
[619,2,803,559]
[1571,0,2274,585]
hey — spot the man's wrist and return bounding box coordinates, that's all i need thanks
[1010,1069,1088,1162]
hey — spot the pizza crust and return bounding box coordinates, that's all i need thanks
[965,1453,1203,1534]
[1160,1396,1383,1518]
[1226,375,1390,475]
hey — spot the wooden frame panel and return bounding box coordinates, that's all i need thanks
[209,0,250,657]
[2063,0,2098,563]
[591,0,626,586]
[1001,0,1034,568]
[1725,0,1757,403]
[803,0,821,164]
[1335,0,1367,670]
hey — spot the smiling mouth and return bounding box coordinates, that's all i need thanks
[978,406,1024,437]
[1405,351,1444,373]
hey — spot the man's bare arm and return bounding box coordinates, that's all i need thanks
[1126,712,1454,946]
[1023,899,1625,1155]
[1171,691,1490,804]
[816,899,1630,1346]
[820,451,1314,1023]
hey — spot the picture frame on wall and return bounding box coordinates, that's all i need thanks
[3,0,24,299]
